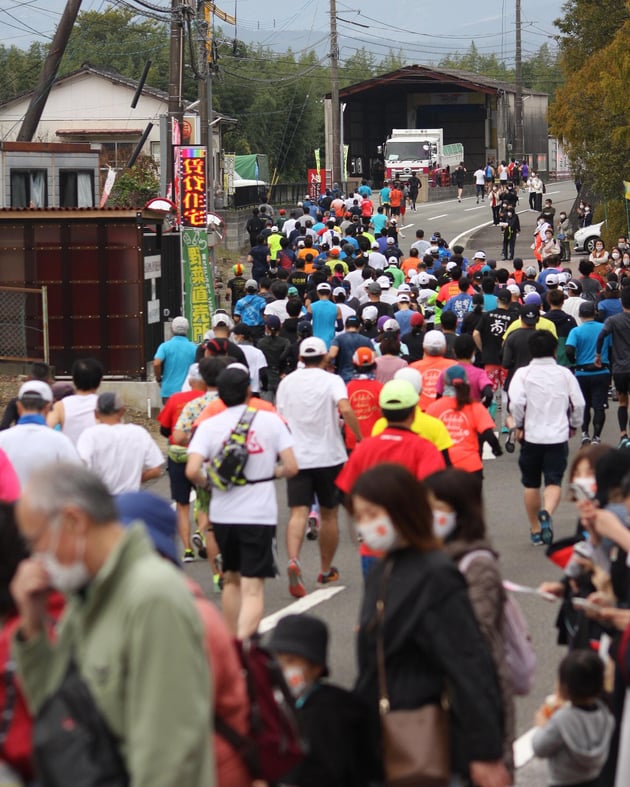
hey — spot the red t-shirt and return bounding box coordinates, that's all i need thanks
[346,378,383,451]
[425,397,495,472]
[157,389,203,444]
[410,356,457,412]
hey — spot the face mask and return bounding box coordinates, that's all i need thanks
[432,510,457,540]
[357,514,397,552]
[572,476,596,499]
[283,665,307,698]
[612,253,620,259]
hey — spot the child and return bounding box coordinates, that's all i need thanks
[532,649,614,787]
[268,614,371,787]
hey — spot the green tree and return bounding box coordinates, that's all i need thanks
[108,155,159,207]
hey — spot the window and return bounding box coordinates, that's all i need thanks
[60,170,95,208]
[10,170,47,208]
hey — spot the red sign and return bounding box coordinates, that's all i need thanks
[307,168,326,201]
[179,147,207,228]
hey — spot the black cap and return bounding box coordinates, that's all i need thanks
[268,614,329,675]
[520,304,539,325]
[578,301,596,317]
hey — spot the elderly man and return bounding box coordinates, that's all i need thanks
[153,317,197,403]
[10,464,214,787]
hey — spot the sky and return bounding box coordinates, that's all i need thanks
[1,0,567,66]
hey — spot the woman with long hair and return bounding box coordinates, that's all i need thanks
[352,464,509,787]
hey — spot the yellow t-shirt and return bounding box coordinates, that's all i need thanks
[503,315,558,341]
[372,407,454,452]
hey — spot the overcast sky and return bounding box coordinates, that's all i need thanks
[2,0,566,65]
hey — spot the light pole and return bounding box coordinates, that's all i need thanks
[514,0,525,161]
[329,0,342,186]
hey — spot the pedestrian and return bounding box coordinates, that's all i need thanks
[0,381,80,486]
[246,207,265,247]
[247,234,271,282]
[275,337,362,597]
[232,323,268,395]
[11,464,214,786]
[411,329,457,411]
[454,162,466,202]
[352,463,509,787]
[226,263,247,314]
[374,334,407,383]
[187,365,297,636]
[344,346,383,452]
[508,331,585,545]
[595,286,630,446]
[407,173,421,210]
[153,318,197,404]
[76,392,164,494]
[46,357,103,442]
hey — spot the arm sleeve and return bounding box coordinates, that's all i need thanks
[531,716,565,758]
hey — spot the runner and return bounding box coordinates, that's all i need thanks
[410,330,457,411]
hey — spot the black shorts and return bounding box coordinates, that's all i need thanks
[613,372,630,395]
[213,524,277,578]
[519,441,568,489]
[287,464,344,509]
[167,457,193,505]
[390,206,401,216]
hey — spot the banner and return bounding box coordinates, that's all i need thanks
[224,153,235,196]
[343,144,349,182]
[307,168,326,201]
[314,148,321,172]
[181,227,215,343]
[624,180,630,201]
[99,167,116,208]
[178,146,207,228]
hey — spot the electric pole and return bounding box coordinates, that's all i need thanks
[329,0,342,186]
[166,1,185,191]
[514,0,524,162]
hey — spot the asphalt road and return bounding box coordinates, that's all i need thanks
[150,179,594,785]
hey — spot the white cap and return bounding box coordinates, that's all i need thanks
[333,287,346,297]
[316,282,332,292]
[423,329,447,352]
[446,261,457,271]
[388,256,399,266]
[212,312,233,329]
[362,305,379,322]
[377,275,391,289]
[507,284,521,296]
[171,316,189,335]
[545,273,559,286]
[18,380,52,402]
[394,366,423,395]
[398,283,411,292]
[473,251,486,260]
[187,363,203,382]
[397,293,410,303]
[271,225,279,232]
[386,237,395,245]
[417,272,432,286]
[382,318,400,332]
[299,336,328,357]
[371,242,380,249]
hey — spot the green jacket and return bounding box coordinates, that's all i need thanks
[14,524,214,787]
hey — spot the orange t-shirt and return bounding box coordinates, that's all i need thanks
[345,377,383,451]
[193,396,278,429]
[410,356,457,412]
[389,188,403,208]
[401,257,420,278]
[425,397,495,472]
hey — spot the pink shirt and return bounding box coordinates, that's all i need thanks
[0,448,20,502]
[436,362,492,402]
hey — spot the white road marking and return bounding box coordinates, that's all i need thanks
[258,586,346,633]
[465,205,487,212]
[514,726,536,769]
[427,213,448,220]
[450,218,495,247]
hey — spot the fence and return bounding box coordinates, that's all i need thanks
[0,286,49,364]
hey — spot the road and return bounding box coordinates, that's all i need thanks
[153,179,589,785]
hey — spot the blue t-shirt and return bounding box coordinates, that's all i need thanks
[154,335,197,399]
[371,213,387,234]
[483,294,498,312]
[331,332,374,382]
[358,184,372,197]
[380,187,391,204]
[598,299,623,320]
[443,293,473,334]
[393,309,413,337]
[566,320,611,374]
[234,293,267,326]
[311,299,339,349]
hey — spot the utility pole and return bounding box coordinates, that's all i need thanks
[329,0,342,186]
[514,0,524,162]
[17,0,83,141]
[166,0,185,191]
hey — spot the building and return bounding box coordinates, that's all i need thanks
[325,64,549,184]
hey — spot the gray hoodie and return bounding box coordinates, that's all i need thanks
[532,700,614,785]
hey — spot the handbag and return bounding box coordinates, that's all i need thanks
[376,559,450,787]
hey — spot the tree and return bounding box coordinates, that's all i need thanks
[108,155,159,208]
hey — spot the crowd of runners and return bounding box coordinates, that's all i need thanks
[3,181,630,786]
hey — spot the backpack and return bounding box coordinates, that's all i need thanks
[215,637,305,781]
[206,407,257,491]
[458,550,536,696]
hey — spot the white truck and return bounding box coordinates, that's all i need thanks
[381,128,464,181]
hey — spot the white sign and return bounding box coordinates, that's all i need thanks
[147,299,160,324]
[144,255,161,280]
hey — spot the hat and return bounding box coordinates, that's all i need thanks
[316,282,332,294]
[232,263,244,276]
[497,288,512,302]
[297,240,305,248]
[367,281,382,295]
[377,315,390,332]
[390,219,397,225]
[379,380,419,410]
[394,366,423,394]
[481,265,491,274]
[444,365,468,386]
[386,237,395,245]
[171,316,189,335]
[287,286,298,296]
[579,301,596,317]
[297,320,313,337]
[423,329,447,352]
[352,346,376,367]
[398,283,411,293]
[212,312,233,329]
[18,380,52,403]
[97,391,124,415]
[429,246,440,255]
[567,279,582,293]
[410,311,425,327]
[545,273,559,287]
[382,318,400,332]
[299,336,328,358]
[333,287,346,298]
[507,284,521,296]
[472,251,486,260]
[265,314,281,330]
[187,363,203,381]
[362,305,378,322]
[268,614,329,675]
[245,279,259,291]
[345,315,361,328]
[117,492,178,565]
[525,265,538,277]
[271,225,279,232]
[472,271,483,281]
[51,381,74,401]
[329,248,340,257]
[417,272,432,286]
[376,275,391,290]
[520,304,540,325]
[430,234,438,242]
[279,208,286,215]
[524,292,542,306]
[388,256,399,266]
[397,293,410,303]
[446,261,458,272]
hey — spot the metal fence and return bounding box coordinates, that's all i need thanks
[0,286,49,364]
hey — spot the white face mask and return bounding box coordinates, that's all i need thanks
[612,253,620,259]
[432,510,457,540]
[357,515,397,552]
[572,476,596,499]
[283,665,307,698]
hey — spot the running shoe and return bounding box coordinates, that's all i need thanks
[213,574,223,593]
[317,566,340,585]
[581,432,591,446]
[183,549,195,563]
[592,436,601,445]
[306,510,320,541]
[619,435,630,449]
[538,510,554,546]
[288,559,307,598]
[530,531,544,546]
[191,529,207,559]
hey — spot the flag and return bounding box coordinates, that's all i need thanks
[99,167,116,208]
[624,180,630,201]
[314,148,320,171]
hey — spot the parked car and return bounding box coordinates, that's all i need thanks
[574,220,605,253]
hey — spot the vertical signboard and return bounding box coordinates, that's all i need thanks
[307,168,326,200]
[224,153,235,196]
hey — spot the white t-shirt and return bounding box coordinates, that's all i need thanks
[188,405,293,525]
[336,303,357,333]
[275,368,348,469]
[61,393,98,445]
[0,422,80,486]
[344,269,365,298]
[474,168,485,185]
[77,423,164,495]
[368,251,387,270]
[264,299,290,323]
[238,344,268,393]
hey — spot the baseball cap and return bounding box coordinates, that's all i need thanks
[18,380,52,403]
[187,363,203,382]
[377,315,390,332]
[557,271,570,285]
[579,301,596,317]
[333,287,346,298]
[567,279,582,293]
[271,225,279,232]
[444,364,468,386]
[377,275,391,290]
[212,312,233,329]
[472,251,486,260]
[398,283,411,293]
[394,366,423,394]
[265,314,281,330]
[386,237,395,245]
[382,318,400,332]
[316,282,332,293]
[97,391,124,415]
[371,242,380,250]
[520,304,540,325]
[345,315,360,328]
[446,261,458,272]
[299,336,328,358]
[367,281,382,295]
[287,286,298,296]
[388,256,399,266]
[362,305,378,322]
[507,284,521,296]
[390,219,397,225]
[545,273,559,286]
[117,492,179,565]
[524,292,542,306]
[423,329,447,351]
[525,265,538,277]
[417,272,432,286]
[379,380,419,410]
[410,311,425,327]
[171,316,189,335]
[352,346,376,367]
[245,279,259,290]
[397,293,410,303]
[329,248,340,257]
